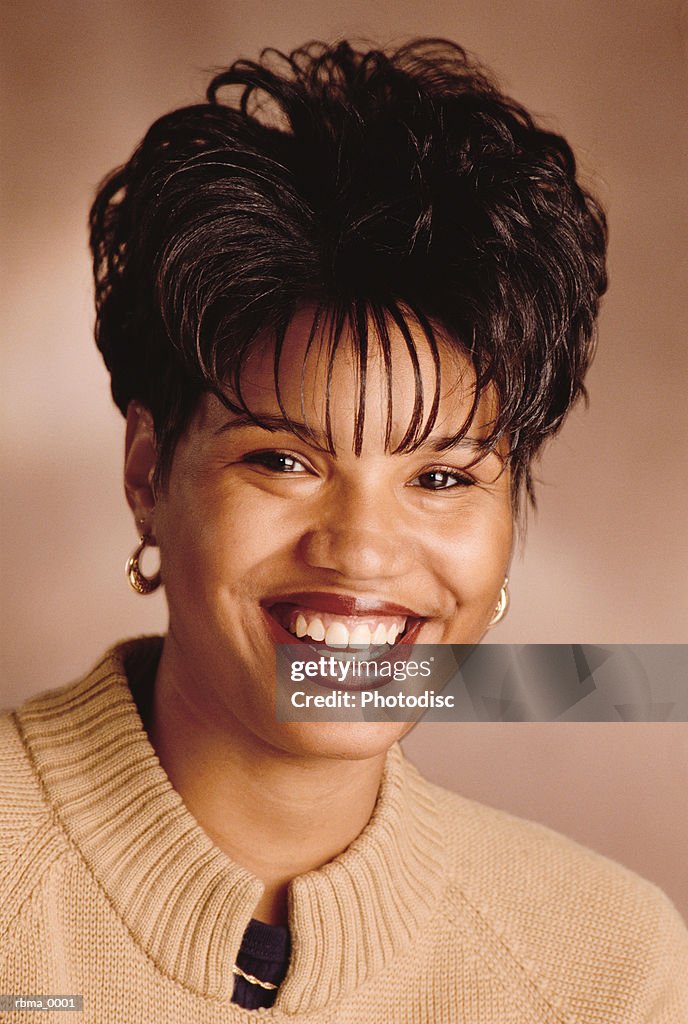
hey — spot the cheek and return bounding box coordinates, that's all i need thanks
[427,502,512,605]
[156,474,287,603]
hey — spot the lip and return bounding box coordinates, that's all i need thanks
[262,591,423,618]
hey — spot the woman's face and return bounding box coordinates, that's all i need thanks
[131,310,513,760]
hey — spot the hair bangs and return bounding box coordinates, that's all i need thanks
[207,299,464,461]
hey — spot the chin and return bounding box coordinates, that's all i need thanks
[271,720,413,762]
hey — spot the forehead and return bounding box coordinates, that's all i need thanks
[200,306,498,451]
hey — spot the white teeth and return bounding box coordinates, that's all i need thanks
[372,623,388,645]
[325,622,349,647]
[308,618,326,642]
[287,613,408,646]
[349,623,372,646]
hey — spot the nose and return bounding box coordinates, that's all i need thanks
[297,485,411,581]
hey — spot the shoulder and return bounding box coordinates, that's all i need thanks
[0,635,162,850]
[0,640,156,920]
[0,709,71,940]
[0,709,52,849]
[430,777,671,910]
[425,776,688,1019]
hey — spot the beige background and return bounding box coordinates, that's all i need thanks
[1,1,686,917]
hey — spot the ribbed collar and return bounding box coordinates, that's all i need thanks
[16,637,448,1014]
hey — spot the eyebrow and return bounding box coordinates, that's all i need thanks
[213,412,496,456]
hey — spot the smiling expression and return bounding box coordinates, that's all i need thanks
[133,309,513,759]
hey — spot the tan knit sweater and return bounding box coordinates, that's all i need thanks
[1,638,687,1023]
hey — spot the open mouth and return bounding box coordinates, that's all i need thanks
[262,599,425,654]
[262,595,428,695]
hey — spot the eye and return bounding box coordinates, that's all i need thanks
[242,450,309,473]
[412,467,474,491]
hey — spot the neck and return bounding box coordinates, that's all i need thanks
[147,641,386,925]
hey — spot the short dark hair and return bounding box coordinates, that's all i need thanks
[89,38,607,513]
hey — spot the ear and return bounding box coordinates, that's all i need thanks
[124,402,159,540]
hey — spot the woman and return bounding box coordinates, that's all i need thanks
[1,39,686,1022]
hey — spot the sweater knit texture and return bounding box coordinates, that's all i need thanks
[1,637,687,1023]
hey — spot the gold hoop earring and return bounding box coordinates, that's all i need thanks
[126,535,161,595]
[488,577,509,627]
